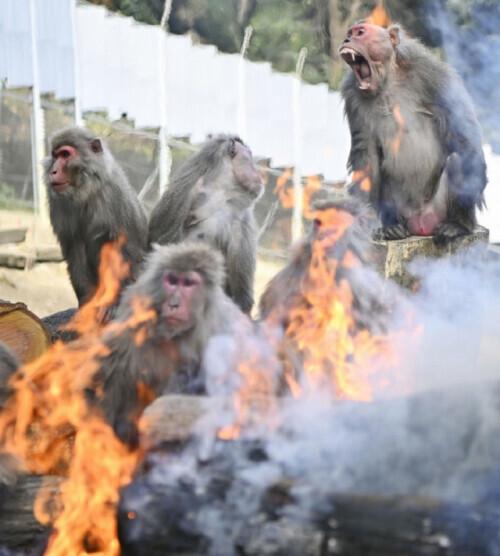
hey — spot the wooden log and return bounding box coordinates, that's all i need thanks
[118,478,500,556]
[118,381,500,555]
[0,302,51,363]
[3,380,500,553]
[0,474,59,550]
[139,395,209,449]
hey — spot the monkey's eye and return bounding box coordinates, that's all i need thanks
[59,149,72,159]
[313,218,322,229]
[183,277,196,287]
[356,27,365,37]
[165,273,179,286]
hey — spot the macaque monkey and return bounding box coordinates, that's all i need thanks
[339,23,487,243]
[93,243,253,443]
[44,127,148,305]
[148,135,263,313]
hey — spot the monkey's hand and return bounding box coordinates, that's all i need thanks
[433,222,469,246]
[373,224,410,241]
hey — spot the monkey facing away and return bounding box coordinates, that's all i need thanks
[93,242,253,442]
[148,135,263,314]
[44,127,148,306]
[339,23,487,243]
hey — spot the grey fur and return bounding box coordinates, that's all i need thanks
[0,341,18,409]
[44,127,148,305]
[148,135,263,313]
[340,24,487,242]
[93,242,252,442]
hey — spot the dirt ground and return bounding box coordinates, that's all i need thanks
[0,210,284,318]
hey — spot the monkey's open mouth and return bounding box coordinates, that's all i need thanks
[339,47,372,90]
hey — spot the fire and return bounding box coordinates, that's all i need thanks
[303,176,322,219]
[285,206,397,401]
[0,239,156,555]
[274,169,323,218]
[391,104,405,156]
[367,1,391,27]
[274,168,295,209]
[351,168,371,193]
[217,354,278,441]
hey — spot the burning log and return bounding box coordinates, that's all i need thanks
[2,380,500,553]
[118,481,500,556]
[372,226,489,289]
[117,380,500,556]
[0,474,60,550]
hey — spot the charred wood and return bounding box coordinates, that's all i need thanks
[0,475,58,551]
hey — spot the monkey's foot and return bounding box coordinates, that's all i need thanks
[373,224,410,241]
[433,222,469,246]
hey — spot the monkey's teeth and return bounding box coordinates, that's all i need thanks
[351,51,356,61]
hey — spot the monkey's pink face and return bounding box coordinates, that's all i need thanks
[48,145,79,193]
[230,141,263,199]
[161,271,204,338]
[339,23,396,93]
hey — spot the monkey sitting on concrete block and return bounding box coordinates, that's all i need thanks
[339,22,487,244]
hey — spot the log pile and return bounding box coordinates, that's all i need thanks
[0,353,499,555]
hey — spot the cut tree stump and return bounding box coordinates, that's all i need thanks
[0,301,51,363]
[372,226,489,289]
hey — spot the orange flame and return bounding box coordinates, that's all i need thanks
[284,207,397,400]
[351,169,372,193]
[391,104,405,156]
[217,348,278,440]
[0,240,156,555]
[367,2,391,27]
[274,169,323,220]
[303,176,322,219]
[274,168,294,209]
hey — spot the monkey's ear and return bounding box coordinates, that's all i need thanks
[388,25,400,47]
[90,138,103,154]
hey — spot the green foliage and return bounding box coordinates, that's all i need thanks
[170,0,245,52]
[248,0,330,84]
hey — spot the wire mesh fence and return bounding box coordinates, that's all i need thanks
[0,88,323,260]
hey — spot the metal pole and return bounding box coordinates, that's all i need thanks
[160,0,173,31]
[28,0,49,228]
[70,0,83,126]
[291,47,307,243]
[158,0,172,197]
[157,0,173,198]
[237,25,253,139]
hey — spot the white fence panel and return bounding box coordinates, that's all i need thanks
[0,0,351,179]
